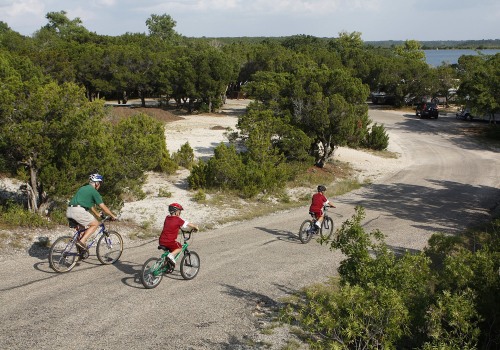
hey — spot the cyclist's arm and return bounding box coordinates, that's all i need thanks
[90,206,100,218]
[187,222,199,231]
[98,203,117,220]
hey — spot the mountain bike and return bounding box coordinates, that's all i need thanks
[140,228,200,289]
[48,216,123,273]
[298,205,336,244]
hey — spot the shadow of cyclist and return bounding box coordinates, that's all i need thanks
[253,226,302,244]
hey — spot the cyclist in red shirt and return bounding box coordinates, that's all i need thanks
[309,185,336,232]
[159,203,199,266]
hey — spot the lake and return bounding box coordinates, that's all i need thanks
[424,49,500,66]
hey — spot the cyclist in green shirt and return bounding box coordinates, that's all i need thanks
[66,173,117,250]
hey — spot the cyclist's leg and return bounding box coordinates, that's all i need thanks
[67,207,97,248]
[79,220,99,245]
[163,241,182,265]
[313,210,324,230]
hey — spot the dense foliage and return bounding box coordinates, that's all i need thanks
[282,207,500,349]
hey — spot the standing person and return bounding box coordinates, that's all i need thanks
[159,202,199,267]
[309,185,336,232]
[66,173,117,250]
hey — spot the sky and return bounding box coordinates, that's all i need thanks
[0,0,499,41]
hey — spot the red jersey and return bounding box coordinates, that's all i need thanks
[159,215,187,246]
[309,192,328,213]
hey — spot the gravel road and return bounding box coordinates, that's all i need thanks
[1,108,499,349]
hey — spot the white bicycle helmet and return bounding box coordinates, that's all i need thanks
[89,173,104,183]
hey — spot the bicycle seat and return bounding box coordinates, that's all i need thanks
[68,218,80,228]
[158,245,170,251]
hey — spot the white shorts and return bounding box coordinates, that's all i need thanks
[66,206,96,227]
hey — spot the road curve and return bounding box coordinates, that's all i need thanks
[0,109,499,349]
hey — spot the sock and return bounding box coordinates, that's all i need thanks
[167,253,175,262]
[315,222,321,229]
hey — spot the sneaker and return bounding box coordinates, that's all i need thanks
[167,255,176,266]
[75,240,88,251]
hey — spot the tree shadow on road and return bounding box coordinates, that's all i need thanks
[393,116,499,152]
[340,179,500,235]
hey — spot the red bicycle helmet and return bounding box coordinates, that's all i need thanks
[168,202,184,213]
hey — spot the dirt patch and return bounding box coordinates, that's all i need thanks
[108,106,185,123]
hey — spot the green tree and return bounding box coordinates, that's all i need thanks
[112,113,167,177]
[1,82,113,213]
[394,40,426,62]
[244,62,373,163]
[146,13,180,43]
[457,53,500,124]
[192,46,238,112]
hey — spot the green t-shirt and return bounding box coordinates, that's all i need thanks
[69,184,103,210]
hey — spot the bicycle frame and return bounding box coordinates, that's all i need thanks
[154,230,194,276]
[309,205,331,225]
[63,220,109,258]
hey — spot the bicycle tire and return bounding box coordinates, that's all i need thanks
[140,257,164,289]
[299,220,314,244]
[320,217,334,240]
[96,230,123,264]
[49,236,79,273]
[180,251,200,280]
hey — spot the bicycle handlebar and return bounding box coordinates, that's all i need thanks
[180,228,197,242]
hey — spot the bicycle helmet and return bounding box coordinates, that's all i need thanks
[89,173,104,183]
[317,185,327,192]
[168,202,184,214]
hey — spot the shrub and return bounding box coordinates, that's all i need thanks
[365,123,389,150]
[157,186,172,198]
[0,201,53,228]
[172,142,195,169]
[286,281,409,348]
[423,289,481,349]
[158,148,177,174]
[192,190,206,202]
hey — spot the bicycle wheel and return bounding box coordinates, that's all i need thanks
[141,257,164,289]
[49,236,79,273]
[96,230,123,264]
[180,251,200,280]
[320,217,335,240]
[299,220,314,244]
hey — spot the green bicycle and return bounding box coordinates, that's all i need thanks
[140,228,200,289]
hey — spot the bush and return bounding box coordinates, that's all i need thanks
[365,123,389,150]
[172,142,195,169]
[187,143,291,198]
[192,189,206,202]
[0,201,53,228]
[423,289,481,349]
[157,186,172,198]
[286,281,409,348]
[158,148,178,174]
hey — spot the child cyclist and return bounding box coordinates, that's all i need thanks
[309,185,336,232]
[159,202,199,267]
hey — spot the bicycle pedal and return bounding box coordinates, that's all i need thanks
[78,249,89,260]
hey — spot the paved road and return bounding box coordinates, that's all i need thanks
[1,109,499,349]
